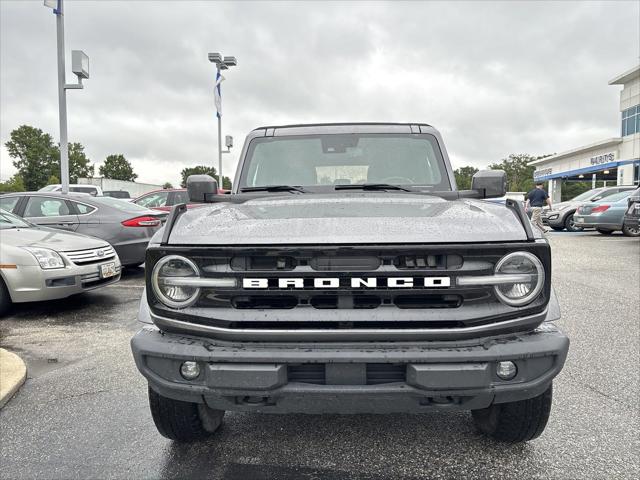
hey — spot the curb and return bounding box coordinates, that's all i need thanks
[0,348,27,409]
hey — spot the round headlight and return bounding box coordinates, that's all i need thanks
[493,252,545,307]
[151,255,200,308]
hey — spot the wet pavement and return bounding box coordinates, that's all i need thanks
[0,232,638,479]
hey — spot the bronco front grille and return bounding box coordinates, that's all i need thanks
[146,243,551,337]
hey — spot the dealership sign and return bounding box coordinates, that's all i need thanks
[534,167,553,178]
[590,152,615,165]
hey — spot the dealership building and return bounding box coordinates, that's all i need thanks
[531,65,640,202]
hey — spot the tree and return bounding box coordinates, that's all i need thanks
[99,154,138,181]
[5,125,57,191]
[180,165,231,189]
[66,142,94,182]
[489,154,539,193]
[0,174,25,193]
[162,182,174,189]
[453,166,479,190]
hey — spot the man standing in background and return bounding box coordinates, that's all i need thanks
[526,182,552,233]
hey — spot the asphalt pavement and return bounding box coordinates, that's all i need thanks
[0,232,638,480]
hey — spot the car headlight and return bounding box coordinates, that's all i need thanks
[493,252,545,307]
[23,247,65,270]
[151,255,201,308]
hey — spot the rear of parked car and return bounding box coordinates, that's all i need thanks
[0,193,167,267]
[574,190,638,236]
[542,186,636,232]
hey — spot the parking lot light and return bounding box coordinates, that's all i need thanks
[180,361,201,380]
[496,361,518,380]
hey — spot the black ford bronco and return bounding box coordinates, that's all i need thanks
[131,123,569,443]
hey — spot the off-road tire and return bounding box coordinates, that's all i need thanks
[564,213,582,232]
[622,223,640,237]
[471,384,553,443]
[148,387,224,442]
[0,277,11,317]
[596,228,613,235]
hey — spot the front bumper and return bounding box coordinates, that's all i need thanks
[542,211,566,227]
[3,260,121,303]
[624,213,639,228]
[131,323,569,414]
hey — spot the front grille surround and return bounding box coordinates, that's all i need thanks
[146,243,551,338]
[64,246,116,265]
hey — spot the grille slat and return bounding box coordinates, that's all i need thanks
[287,364,407,385]
[65,246,116,265]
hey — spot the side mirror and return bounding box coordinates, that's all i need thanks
[471,170,507,199]
[187,174,218,203]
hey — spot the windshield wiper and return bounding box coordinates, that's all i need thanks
[240,185,307,193]
[334,183,413,192]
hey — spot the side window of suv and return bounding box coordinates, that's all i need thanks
[0,196,19,213]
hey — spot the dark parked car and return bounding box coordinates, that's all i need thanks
[0,192,167,267]
[542,186,636,232]
[623,188,640,232]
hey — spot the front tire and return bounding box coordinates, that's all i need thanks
[472,384,553,443]
[564,213,583,232]
[622,223,640,237]
[0,277,12,317]
[148,387,224,442]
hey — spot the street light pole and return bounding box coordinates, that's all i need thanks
[54,0,70,194]
[45,0,89,194]
[216,64,223,190]
[208,53,237,190]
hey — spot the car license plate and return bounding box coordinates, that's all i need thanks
[576,217,584,223]
[100,262,117,279]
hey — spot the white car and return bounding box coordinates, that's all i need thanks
[38,184,103,196]
[0,210,121,316]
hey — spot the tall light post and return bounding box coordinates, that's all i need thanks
[44,0,89,194]
[208,52,237,189]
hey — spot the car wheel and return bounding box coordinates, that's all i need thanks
[622,224,640,237]
[0,277,11,317]
[564,213,583,232]
[596,228,614,235]
[148,387,224,442]
[471,384,553,443]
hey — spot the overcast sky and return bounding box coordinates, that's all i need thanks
[1,0,638,186]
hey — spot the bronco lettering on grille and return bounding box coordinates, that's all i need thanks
[242,277,451,289]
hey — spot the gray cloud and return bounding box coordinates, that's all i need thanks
[1,0,638,186]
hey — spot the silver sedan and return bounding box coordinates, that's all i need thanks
[0,210,122,315]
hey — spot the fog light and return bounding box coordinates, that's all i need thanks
[496,361,517,380]
[180,361,201,380]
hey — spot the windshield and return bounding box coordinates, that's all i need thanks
[0,209,32,229]
[92,196,156,213]
[239,134,451,190]
[571,188,603,202]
